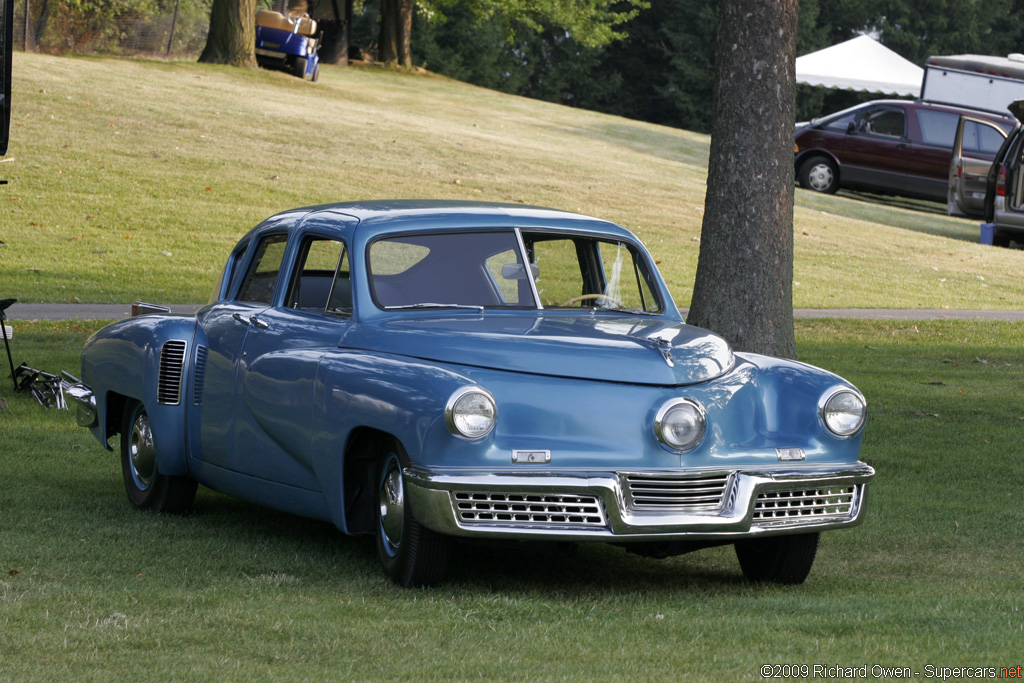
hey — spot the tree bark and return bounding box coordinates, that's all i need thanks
[378,0,413,67]
[378,0,398,63]
[318,0,351,65]
[199,0,258,68]
[687,0,799,359]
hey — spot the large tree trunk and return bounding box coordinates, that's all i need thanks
[378,0,413,67]
[199,0,258,68]
[319,0,352,65]
[687,0,799,359]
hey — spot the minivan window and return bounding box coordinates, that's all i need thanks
[859,109,905,138]
[917,109,959,147]
[962,120,1006,154]
[823,112,857,131]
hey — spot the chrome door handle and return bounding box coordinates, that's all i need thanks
[249,316,269,329]
[231,312,250,326]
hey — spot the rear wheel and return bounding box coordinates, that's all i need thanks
[375,451,449,587]
[798,156,839,194]
[120,401,197,514]
[735,532,819,584]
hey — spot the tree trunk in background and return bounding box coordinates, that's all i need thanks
[687,0,799,359]
[199,0,258,68]
[319,0,352,65]
[378,0,398,63]
[378,0,413,67]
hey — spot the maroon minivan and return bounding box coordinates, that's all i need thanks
[794,99,1013,201]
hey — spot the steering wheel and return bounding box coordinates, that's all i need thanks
[559,293,624,308]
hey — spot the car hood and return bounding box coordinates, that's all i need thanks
[342,315,735,386]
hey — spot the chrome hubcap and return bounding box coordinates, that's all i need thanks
[129,410,156,491]
[808,163,834,192]
[379,464,404,555]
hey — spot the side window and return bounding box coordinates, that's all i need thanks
[530,238,585,307]
[285,237,348,314]
[917,109,959,147]
[962,120,1007,155]
[210,239,250,303]
[238,234,288,304]
[597,241,660,313]
[823,112,857,132]
[859,109,905,138]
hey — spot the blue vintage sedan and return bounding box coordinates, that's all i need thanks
[68,201,873,586]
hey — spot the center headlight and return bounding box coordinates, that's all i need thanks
[655,398,706,451]
[445,386,497,440]
[820,388,867,437]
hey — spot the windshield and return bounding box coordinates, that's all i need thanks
[368,229,662,313]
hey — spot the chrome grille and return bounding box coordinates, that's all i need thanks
[753,485,858,525]
[157,340,187,405]
[192,345,208,406]
[624,473,731,510]
[453,492,606,527]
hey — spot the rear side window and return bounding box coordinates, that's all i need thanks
[238,234,288,304]
[962,120,1007,155]
[917,109,959,147]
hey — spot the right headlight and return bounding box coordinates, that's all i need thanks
[654,398,706,452]
[445,386,497,440]
[820,388,867,437]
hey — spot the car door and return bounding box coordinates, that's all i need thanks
[190,232,288,471]
[840,105,911,193]
[231,235,352,490]
[948,116,1009,217]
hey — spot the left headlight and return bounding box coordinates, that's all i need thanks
[820,388,867,437]
[655,398,706,452]
[446,386,497,440]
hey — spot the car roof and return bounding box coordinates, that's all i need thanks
[255,200,639,242]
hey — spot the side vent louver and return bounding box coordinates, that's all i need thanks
[192,345,208,406]
[157,340,187,405]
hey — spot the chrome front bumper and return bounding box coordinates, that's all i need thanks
[405,463,874,542]
[65,382,98,428]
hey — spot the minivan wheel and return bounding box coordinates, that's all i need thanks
[798,156,839,194]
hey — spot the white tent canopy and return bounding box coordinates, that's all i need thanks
[796,34,923,97]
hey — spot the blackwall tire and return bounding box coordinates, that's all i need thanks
[375,451,449,587]
[735,532,820,585]
[120,401,197,515]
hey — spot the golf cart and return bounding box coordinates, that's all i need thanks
[255,7,321,81]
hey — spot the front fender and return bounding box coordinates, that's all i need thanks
[309,349,477,529]
[80,314,197,477]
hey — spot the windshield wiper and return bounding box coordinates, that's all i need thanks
[384,303,485,312]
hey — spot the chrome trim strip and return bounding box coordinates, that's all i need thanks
[404,463,875,542]
[65,382,98,428]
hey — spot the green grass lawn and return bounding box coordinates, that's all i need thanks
[3,52,1024,310]
[0,319,1020,678]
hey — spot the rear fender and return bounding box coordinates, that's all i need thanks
[80,315,198,477]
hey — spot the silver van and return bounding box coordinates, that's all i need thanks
[948,101,1024,246]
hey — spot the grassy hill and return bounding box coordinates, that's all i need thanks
[3,52,1023,309]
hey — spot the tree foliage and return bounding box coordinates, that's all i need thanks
[413,0,1024,132]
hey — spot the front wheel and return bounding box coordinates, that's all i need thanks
[798,156,839,194]
[292,56,308,79]
[120,402,197,515]
[735,532,819,584]
[376,451,449,587]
